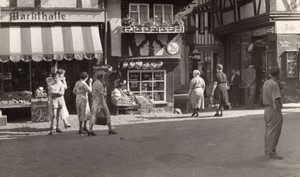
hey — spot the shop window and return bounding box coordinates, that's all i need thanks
[129,3,149,25]
[128,70,166,102]
[154,4,173,24]
[0,0,9,7]
[41,0,76,8]
[285,51,298,78]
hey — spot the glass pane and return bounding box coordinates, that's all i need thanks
[41,0,76,8]
[130,4,138,11]
[0,0,9,7]
[154,92,164,101]
[129,12,139,24]
[141,92,153,100]
[141,82,152,91]
[82,0,99,8]
[140,5,148,24]
[129,72,140,81]
[154,82,164,90]
[17,0,34,7]
[129,81,140,91]
[164,5,172,23]
[154,5,163,24]
[141,72,152,80]
[154,72,164,80]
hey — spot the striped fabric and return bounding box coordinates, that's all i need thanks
[0,25,103,62]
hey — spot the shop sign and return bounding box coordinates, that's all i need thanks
[166,42,179,55]
[276,21,300,34]
[247,43,255,53]
[0,73,12,80]
[31,97,49,123]
[279,41,291,48]
[0,10,104,23]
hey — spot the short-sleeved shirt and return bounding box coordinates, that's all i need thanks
[50,81,65,108]
[263,79,281,107]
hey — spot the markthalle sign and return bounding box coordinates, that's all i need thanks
[0,10,104,23]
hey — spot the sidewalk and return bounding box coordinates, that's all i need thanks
[0,103,300,139]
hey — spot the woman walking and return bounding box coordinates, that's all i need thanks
[188,70,206,117]
[210,64,230,117]
[57,69,71,128]
[73,72,93,134]
[88,72,117,136]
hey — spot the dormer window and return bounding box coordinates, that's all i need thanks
[154,4,173,25]
[129,3,149,25]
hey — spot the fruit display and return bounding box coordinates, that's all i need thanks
[135,95,153,104]
[111,95,136,106]
[0,91,32,105]
[35,87,47,97]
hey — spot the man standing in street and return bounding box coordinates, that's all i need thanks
[262,67,283,159]
[242,62,256,109]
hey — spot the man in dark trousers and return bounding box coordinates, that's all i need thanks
[229,68,241,107]
[262,67,283,159]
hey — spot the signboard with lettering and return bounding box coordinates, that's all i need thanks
[276,21,300,34]
[0,10,104,23]
[31,97,49,123]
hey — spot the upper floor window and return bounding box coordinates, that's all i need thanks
[154,4,173,24]
[129,3,149,25]
[17,0,35,7]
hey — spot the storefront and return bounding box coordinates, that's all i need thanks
[115,33,183,113]
[0,9,104,118]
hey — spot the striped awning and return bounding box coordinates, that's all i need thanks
[0,25,103,62]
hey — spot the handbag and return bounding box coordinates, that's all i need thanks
[95,110,107,125]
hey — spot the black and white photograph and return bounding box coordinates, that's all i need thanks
[0,0,300,176]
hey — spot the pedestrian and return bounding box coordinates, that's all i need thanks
[73,72,93,135]
[229,68,241,107]
[210,64,230,117]
[188,70,205,117]
[48,72,65,135]
[88,71,117,136]
[242,62,256,109]
[262,67,283,159]
[57,68,71,128]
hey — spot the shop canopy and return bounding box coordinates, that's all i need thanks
[0,25,103,62]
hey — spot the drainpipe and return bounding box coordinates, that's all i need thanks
[104,0,108,65]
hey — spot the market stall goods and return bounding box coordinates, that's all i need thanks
[0,91,32,105]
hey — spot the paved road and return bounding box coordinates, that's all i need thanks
[1,108,300,177]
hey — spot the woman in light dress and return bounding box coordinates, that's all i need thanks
[188,70,206,117]
[73,72,93,134]
[57,69,71,128]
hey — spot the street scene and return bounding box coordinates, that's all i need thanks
[1,0,300,177]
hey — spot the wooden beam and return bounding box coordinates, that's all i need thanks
[257,0,262,14]
[253,0,257,15]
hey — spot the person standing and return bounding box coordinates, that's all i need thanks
[188,70,206,117]
[242,62,256,109]
[48,73,65,135]
[73,72,93,135]
[88,72,117,136]
[229,68,241,107]
[210,64,230,117]
[57,69,71,128]
[262,67,283,159]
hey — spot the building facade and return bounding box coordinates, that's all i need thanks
[212,0,300,103]
[184,0,224,96]
[113,0,192,112]
[0,0,106,114]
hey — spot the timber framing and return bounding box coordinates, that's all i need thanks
[213,13,272,36]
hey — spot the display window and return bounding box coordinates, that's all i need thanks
[285,51,298,79]
[128,70,166,102]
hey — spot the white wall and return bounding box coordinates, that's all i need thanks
[107,0,121,57]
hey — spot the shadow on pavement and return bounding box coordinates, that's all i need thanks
[0,127,49,133]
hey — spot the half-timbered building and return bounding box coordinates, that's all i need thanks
[184,0,224,96]
[212,0,300,103]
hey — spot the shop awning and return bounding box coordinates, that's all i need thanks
[119,56,181,62]
[0,25,103,62]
